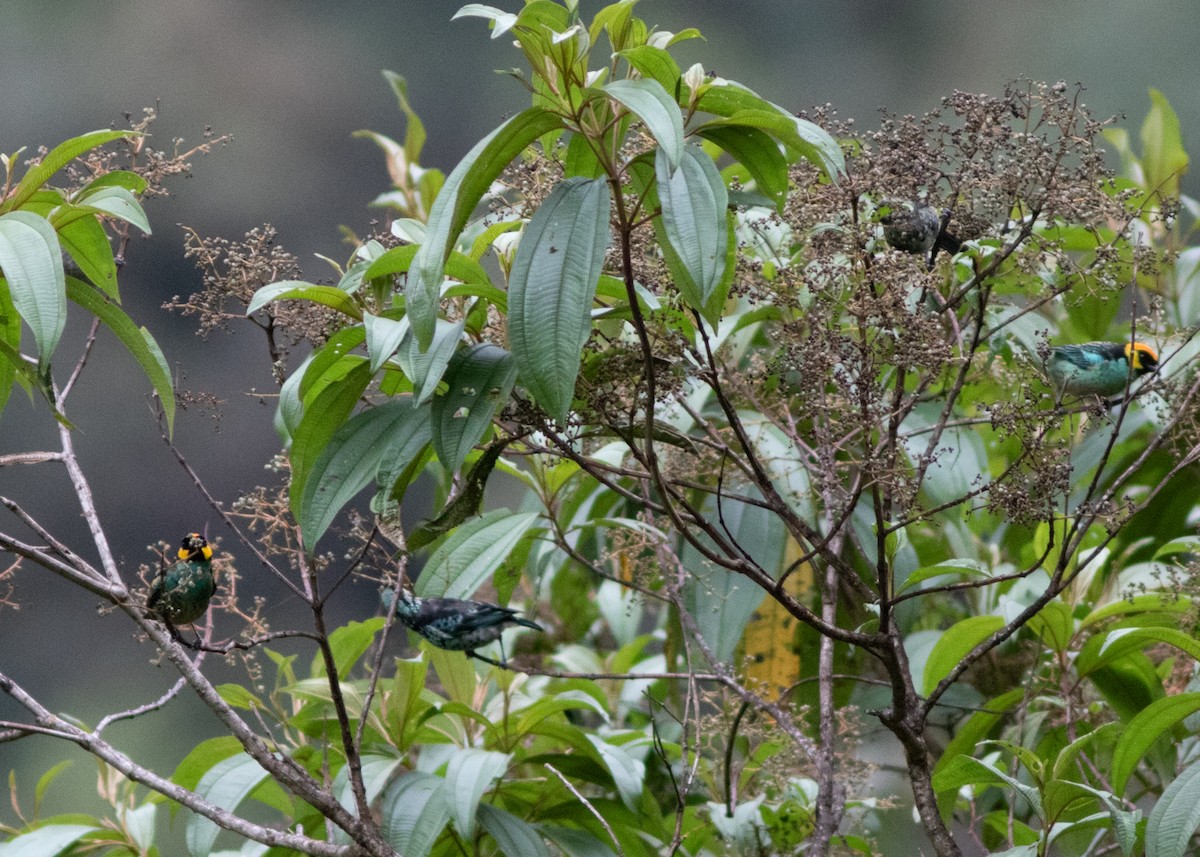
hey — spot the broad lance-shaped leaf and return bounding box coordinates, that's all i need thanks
[695,123,789,212]
[603,78,684,171]
[288,358,372,511]
[1141,87,1188,202]
[446,749,512,837]
[508,176,610,424]
[681,491,781,664]
[186,753,271,857]
[363,311,410,373]
[72,185,152,236]
[407,107,561,349]
[1147,761,1200,857]
[431,342,517,472]
[66,278,175,435]
[55,214,120,299]
[922,614,1006,696]
[246,280,362,320]
[694,84,845,181]
[0,282,21,418]
[416,509,540,600]
[379,772,451,857]
[1,129,131,213]
[400,318,465,405]
[0,825,98,857]
[0,210,66,372]
[299,399,432,551]
[1112,692,1200,796]
[656,145,729,313]
[477,804,551,857]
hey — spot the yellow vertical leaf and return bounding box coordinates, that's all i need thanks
[740,536,812,692]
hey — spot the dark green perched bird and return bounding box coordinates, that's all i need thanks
[1046,341,1158,399]
[881,202,962,267]
[384,588,543,664]
[147,533,215,629]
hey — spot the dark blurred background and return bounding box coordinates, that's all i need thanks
[2,0,1197,846]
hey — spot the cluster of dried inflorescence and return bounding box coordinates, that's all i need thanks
[167,225,341,383]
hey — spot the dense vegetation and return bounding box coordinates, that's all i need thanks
[3,3,1200,856]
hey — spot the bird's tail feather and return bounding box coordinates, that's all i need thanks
[514,616,544,632]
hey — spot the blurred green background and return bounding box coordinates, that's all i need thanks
[1,0,1197,846]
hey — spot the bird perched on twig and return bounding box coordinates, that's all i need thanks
[880,201,962,268]
[383,587,543,666]
[147,533,216,638]
[1046,341,1158,400]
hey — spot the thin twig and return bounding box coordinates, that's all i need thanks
[545,763,626,857]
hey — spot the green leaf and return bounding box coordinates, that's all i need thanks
[299,399,432,550]
[478,804,551,857]
[378,772,451,857]
[399,318,464,405]
[542,825,619,857]
[72,185,152,235]
[275,354,312,447]
[362,243,492,291]
[0,210,66,371]
[122,803,157,853]
[246,281,362,320]
[169,737,245,795]
[430,342,517,472]
[288,359,372,510]
[586,735,646,810]
[932,689,1024,820]
[655,145,729,313]
[694,86,844,179]
[1140,88,1189,202]
[314,618,386,679]
[334,755,404,818]
[65,278,175,434]
[2,129,131,212]
[696,123,789,211]
[77,169,147,196]
[416,509,540,600]
[617,46,682,97]
[1147,761,1200,857]
[54,214,119,299]
[1026,599,1074,653]
[452,3,519,38]
[1081,594,1191,629]
[681,492,779,663]
[1053,722,1121,781]
[922,615,1005,696]
[33,761,73,815]
[508,176,610,423]
[1042,779,1100,822]
[932,755,1041,817]
[1153,536,1200,560]
[1082,627,1200,677]
[1112,693,1200,795]
[446,749,511,837]
[603,78,684,171]
[407,107,562,348]
[383,70,427,164]
[186,754,271,857]
[0,824,98,857]
[298,326,368,401]
[897,558,992,593]
[363,311,410,373]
